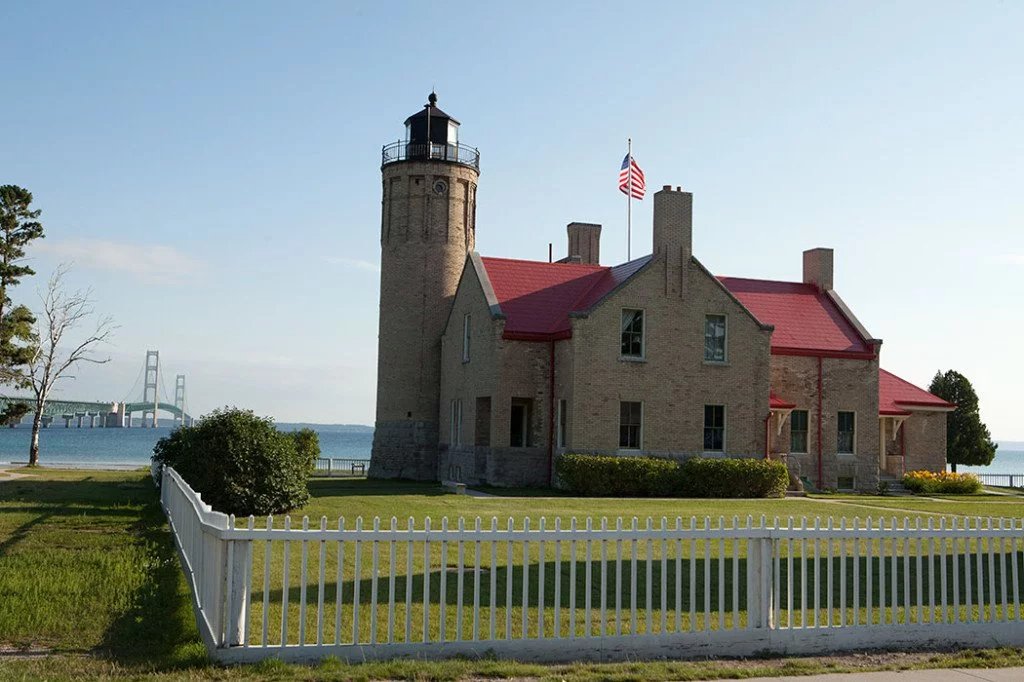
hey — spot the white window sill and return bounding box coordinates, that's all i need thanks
[837,452,857,457]
[703,360,729,367]
[620,356,646,363]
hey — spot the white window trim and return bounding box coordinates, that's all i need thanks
[703,313,729,364]
[618,400,643,451]
[837,410,856,456]
[462,313,471,363]
[703,404,727,454]
[449,399,463,447]
[790,408,810,455]
[620,308,646,361]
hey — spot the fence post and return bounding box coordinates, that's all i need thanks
[225,536,253,646]
[746,534,774,629]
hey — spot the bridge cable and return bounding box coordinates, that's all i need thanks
[122,360,146,405]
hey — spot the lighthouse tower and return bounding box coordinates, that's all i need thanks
[369,93,480,480]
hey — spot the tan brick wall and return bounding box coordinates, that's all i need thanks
[370,160,479,480]
[769,354,880,491]
[567,256,772,457]
[902,411,948,473]
[437,260,557,487]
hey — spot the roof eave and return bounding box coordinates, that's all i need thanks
[696,257,775,332]
[772,346,877,360]
[470,252,506,319]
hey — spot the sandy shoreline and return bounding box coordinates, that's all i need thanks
[0,461,145,471]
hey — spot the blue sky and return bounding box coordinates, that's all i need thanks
[1,2,1021,437]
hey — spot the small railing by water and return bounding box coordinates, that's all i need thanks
[313,458,369,477]
[975,473,1024,488]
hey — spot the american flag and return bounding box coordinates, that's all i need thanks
[618,153,646,199]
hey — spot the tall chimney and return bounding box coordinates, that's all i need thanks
[566,222,601,265]
[653,186,692,297]
[802,248,834,291]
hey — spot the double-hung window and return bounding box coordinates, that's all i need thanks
[704,314,727,362]
[703,405,725,452]
[621,309,644,359]
[449,399,463,446]
[619,401,642,449]
[790,409,809,453]
[837,411,855,454]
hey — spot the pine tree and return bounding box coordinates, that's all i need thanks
[929,369,998,472]
[0,185,45,424]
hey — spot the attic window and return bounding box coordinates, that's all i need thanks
[704,315,727,362]
[621,309,644,359]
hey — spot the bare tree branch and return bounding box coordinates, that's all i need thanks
[25,264,117,465]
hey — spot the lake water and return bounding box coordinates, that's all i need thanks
[1,425,1019,475]
[0,424,373,468]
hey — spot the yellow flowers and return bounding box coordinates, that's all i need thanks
[903,470,982,494]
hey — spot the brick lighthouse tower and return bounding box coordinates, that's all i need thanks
[369,93,480,480]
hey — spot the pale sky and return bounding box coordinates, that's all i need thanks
[1,2,1021,437]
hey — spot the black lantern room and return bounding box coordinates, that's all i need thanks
[404,91,459,148]
[382,92,479,170]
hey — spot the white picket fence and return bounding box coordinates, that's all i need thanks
[159,466,1024,664]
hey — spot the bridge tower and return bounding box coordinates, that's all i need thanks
[142,350,160,428]
[173,374,186,427]
[369,93,479,481]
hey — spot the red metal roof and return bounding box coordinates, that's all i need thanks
[718,277,874,357]
[879,369,955,415]
[480,257,623,340]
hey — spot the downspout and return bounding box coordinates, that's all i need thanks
[817,356,824,489]
[764,412,771,459]
[547,340,556,487]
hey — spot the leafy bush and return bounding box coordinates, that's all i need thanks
[903,470,981,495]
[677,457,788,498]
[153,408,320,516]
[555,454,681,497]
[288,428,321,472]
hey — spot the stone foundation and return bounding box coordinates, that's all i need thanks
[369,420,439,481]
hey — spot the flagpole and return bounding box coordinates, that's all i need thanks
[627,138,632,261]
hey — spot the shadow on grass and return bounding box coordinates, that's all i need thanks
[251,550,1024,617]
[308,478,448,499]
[0,472,205,669]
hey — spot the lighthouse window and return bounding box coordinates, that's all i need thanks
[448,121,458,145]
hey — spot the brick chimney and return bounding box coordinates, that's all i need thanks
[653,186,692,297]
[802,248,834,291]
[566,222,601,265]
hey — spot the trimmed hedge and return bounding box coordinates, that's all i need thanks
[555,453,788,498]
[555,454,680,497]
[153,408,319,516]
[678,457,788,498]
[903,470,982,495]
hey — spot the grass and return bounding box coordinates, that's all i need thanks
[3,468,1024,680]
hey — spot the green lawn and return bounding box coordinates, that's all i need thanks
[3,468,1024,681]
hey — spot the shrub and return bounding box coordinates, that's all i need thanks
[288,427,321,473]
[153,408,320,516]
[677,457,788,498]
[902,470,981,495]
[555,454,681,497]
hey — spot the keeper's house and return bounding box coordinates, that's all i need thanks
[368,94,953,491]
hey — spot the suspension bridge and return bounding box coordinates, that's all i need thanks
[0,350,195,428]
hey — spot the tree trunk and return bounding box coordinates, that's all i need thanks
[29,410,42,466]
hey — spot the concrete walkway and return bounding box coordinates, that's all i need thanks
[737,667,1024,682]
